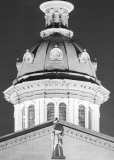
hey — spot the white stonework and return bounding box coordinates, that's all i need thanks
[4,77,110,132]
[3,0,110,142]
[40,28,73,38]
[40,1,74,14]
[12,96,99,132]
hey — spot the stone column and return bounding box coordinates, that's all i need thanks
[69,98,74,123]
[94,104,98,132]
[19,103,24,131]
[74,99,79,125]
[98,105,100,132]
[96,105,100,132]
[25,105,28,129]
[55,103,59,119]
[91,104,94,131]
[39,98,45,124]
[14,104,20,132]
[66,102,69,122]
[35,99,40,125]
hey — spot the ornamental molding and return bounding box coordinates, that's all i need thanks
[0,124,114,152]
[40,1,74,13]
[23,49,34,64]
[0,126,52,151]
[64,126,114,151]
[79,51,90,64]
[4,79,110,105]
[50,46,63,61]
[40,28,73,38]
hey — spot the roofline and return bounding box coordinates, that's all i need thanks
[14,70,99,85]
[0,120,114,144]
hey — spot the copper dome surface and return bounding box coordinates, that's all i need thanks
[17,33,96,82]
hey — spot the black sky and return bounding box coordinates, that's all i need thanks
[0,0,114,137]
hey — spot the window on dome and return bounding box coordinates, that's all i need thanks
[78,104,85,127]
[59,102,66,121]
[88,107,92,130]
[22,106,25,130]
[47,102,55,121]
[28,104,35,128]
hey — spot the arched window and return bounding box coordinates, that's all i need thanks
[59,102,66,121]
[28,104,35,128]
[78,104,85,127]
[22,106,25,130]
[88,107,92,129]
[47,102,54,121]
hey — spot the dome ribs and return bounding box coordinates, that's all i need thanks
[43,34,53,71]
[61,35,69,71]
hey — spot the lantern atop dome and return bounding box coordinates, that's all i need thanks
[40,0,74,28]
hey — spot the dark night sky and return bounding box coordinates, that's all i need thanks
[0,0,114,137]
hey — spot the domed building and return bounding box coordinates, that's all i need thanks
[0,1,114,160]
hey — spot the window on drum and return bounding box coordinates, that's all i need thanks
[59,102,66,121]
[22,106,25,130]
[78,104,85,127]
[28,104,35,128]
[47,102,55,121]
[88,107,92,130]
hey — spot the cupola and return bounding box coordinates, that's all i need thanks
[40,0,74,28]
[3,0,110,134]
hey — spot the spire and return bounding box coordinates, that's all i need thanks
[40,0,74,29]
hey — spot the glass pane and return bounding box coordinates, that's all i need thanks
[47,102,54,121]
[88,107,92,129]
[78,104,85,127]
[22,107,25,130]
[28,104,35,128]
[59,103,66,121]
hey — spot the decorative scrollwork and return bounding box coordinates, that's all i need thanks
[50,46,63,61]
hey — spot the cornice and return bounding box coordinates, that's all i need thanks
[3,79,110,105]
[0,121,114,152]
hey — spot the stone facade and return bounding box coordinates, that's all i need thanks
[0,121,114,160]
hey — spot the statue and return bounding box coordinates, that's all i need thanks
[51,118,65,159]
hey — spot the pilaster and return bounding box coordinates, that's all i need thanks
[55,103,59,119]
[94,104,98,132]
[19,103,24,131]
[39,98,45,123]
[35,99,40,125]
[69,98,74,123]
[25,106,28,129]
[73,99,79,125]
[14,104,20,132]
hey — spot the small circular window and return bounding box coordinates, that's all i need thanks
[50,46,63,61]
[79,50,90,64]
[23,49,34,64]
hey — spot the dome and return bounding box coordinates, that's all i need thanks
[15,30,97,85]
[3,0,110,134]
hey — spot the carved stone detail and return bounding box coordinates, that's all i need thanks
[40,28,73,38]
[50,46,63,61]
[4,79,110,105]
[0,125,114,152]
